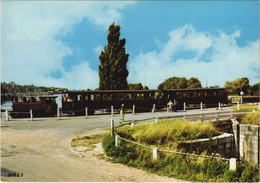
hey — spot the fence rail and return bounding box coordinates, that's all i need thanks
[115,134,236,170]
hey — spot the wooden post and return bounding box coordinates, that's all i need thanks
[5,110,9,121]
[200,113,204,122]
[153,148,159,160]
[85,107,88,118]
[229,158,237,170]
[201,102,203,111]
[57,107,60,120]
[131,120,135,127]
[152,104,155,113]
[183,102,186,111]
[237,102,239,111]
[218,102,221,110]
[111,105,114,117]
[115,134,118,147]
[155,117,159,123]
[30,109,33,121]
[132,105,135,115]
[111,118,114,137]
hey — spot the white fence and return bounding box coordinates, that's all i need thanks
[115,134,236,170]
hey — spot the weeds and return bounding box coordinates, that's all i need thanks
[71,133,107,151]
[236,112,259,125]
[102,133,259,182]
[116,119,222,149]
[231,104,259,111]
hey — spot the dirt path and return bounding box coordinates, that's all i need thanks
[1,127,187,182]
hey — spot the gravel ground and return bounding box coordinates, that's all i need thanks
[1,110,198,182]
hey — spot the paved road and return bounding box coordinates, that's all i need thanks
[1,107,231,182]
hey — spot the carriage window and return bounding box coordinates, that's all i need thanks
[214,92,217,96]
[204,92,207,96]
[91,94,94,100]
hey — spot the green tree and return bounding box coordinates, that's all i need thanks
[249,82,259,96]
[143,86,149,90]
[224,78,250,95]
[98,23,129,90]
[187,77,202,88]
[128,83,143,90]
[158,76,187,90]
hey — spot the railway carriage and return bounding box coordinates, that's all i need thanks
[162,88,228,108]
[62,90,161,115]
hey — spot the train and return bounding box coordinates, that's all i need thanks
[10,88,228,118]
[10,96,57,118]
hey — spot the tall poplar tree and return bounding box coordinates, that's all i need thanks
[98,23,129,90]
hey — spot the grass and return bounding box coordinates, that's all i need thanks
[116,119,222,150]
[102,133,259,182]
[71,133,108,151]
[231,104,259,111]
[236,112,259,125]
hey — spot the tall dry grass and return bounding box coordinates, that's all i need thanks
[117,119,222,147]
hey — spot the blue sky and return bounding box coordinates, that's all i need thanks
[2,1,259,90]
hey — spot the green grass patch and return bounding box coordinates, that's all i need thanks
[231,104,259,111]
[102,133,259,182]
[116,119,222,149]
[71,133,108,151]
[236,112,259,125]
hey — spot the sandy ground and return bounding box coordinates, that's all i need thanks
[1,124,187,182]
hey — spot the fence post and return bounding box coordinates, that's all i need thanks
[183,102,186,112]
[200,113,204,122]
[229,158,237,170]
[230,110,233,119]
[155,117,159,123]
[57,107,60,120]
[111,118,114,137]
[111,105,114,117]
[115,134,118,147]
[216,112,219,122]
[201,102,203,111]
[30,109,33,121]
[153,148,159,160]
[131,120,135,127]
[132,105,135,115]
[85,107,88,118]
[5,109,9,121]
[152,104,155,113]
[237,102,239,111]
[218,102,221,110]
[183,114,186,119]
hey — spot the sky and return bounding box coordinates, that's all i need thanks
[1,1,259,90]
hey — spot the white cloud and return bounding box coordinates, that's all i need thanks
[129,25,259,89]
[2,1,134,90]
